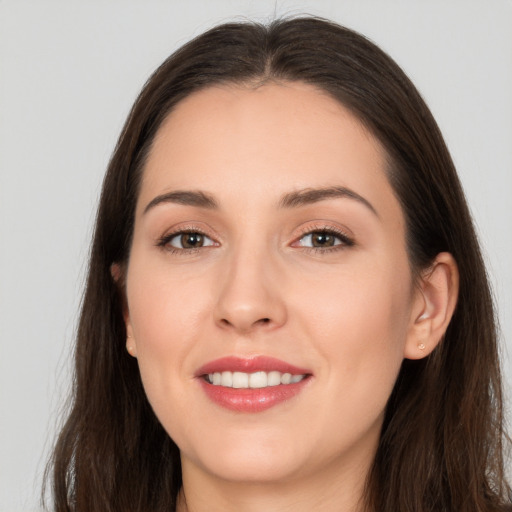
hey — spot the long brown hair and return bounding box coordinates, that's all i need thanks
[45,17,511,511]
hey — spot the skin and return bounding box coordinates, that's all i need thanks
[120,82,458,512]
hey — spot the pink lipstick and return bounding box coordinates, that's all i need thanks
[195,356,312,413]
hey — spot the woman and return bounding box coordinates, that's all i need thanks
[45,17,511,512]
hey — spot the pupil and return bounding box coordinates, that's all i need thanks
[312,232,334,247]
[181,233,203,248]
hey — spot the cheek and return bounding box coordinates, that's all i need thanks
[295,258,411,400]
[124,255,213,413]
[127,252,211,347]
[302,257,409,328]
[285,262,411,457]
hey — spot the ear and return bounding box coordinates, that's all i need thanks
[404,252,459,360]
[110,263,137,358]
[110,262,123,283]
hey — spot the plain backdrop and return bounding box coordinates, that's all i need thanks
[1,1,511,510]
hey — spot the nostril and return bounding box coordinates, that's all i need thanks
[217,316,275,331]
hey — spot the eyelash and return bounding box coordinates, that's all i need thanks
[156,225,355,255]
[294,225,355,254]
[156,226,216,256]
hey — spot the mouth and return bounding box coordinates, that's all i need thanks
[196,356,312,413]
[204,370,307,388]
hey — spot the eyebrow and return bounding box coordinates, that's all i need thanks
[143,185,378,217]
[143,190,218,214]
[278,186,379,217]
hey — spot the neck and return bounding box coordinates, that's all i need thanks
[176,447,373,512]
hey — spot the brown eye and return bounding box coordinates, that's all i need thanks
[296,229,354,250]
[311,232,336,247]
[166,232,215,250]
[299,231,341,248]
[180,233,204,248]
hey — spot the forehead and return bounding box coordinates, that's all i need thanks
[138,82,401,223]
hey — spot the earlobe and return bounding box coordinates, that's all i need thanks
[404,252,459,360]
[126,332,137,358]
[110,263,123,283]
[110,263,136,357]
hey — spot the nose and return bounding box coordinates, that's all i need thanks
[213,245,287,334]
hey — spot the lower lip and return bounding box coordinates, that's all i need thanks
[198,378,310,413]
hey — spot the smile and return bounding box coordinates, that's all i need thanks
[196,356,312,412]
[205,371,307,388]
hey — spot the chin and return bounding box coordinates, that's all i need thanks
[198,453,305,484]
[179,426,312,484]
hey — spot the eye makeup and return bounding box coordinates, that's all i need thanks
[155,222,355,257]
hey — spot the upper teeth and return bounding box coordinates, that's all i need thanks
[206,371,306,388]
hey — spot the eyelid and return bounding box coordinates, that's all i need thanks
[156,223,220,252]
[291,223,355,250]
[168,231,216,249]
[155,221,355,254]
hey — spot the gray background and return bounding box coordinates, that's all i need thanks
[1,1,511,510]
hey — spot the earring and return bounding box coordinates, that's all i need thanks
[418,342,426,350]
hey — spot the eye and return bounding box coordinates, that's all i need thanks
[299,231,340,248]
[159,231,216,250]
[295,228,354,250]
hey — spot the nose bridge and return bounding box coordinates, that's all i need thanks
[214,233,286,333]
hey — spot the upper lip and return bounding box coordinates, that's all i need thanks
[195,356,312,377]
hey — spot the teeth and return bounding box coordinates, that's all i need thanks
[206,371,306,388]
[221,371,233,387]
[267,371,281,386]
[249,371,267,388]
[232,372,249,388]
[281,373,292,384]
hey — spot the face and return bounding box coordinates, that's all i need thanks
[123,82,422,486]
